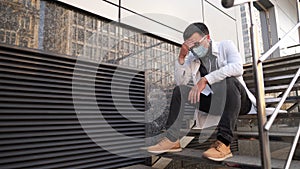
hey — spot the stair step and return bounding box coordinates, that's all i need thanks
[248,83,300,94]
[159,148,300,169]
[238,113,300,119]
[243,54,300,71]
[237,130,296,137]
[119,164,153,169]
[265,96,300,104]
[182,127,298,138]
[243,66,300,79]
[181,127,298,144]
[245,73,300,89]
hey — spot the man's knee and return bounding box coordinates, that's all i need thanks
[226,77,237,86]
[225,77,241,94]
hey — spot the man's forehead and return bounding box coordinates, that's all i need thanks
[188,32,203,40]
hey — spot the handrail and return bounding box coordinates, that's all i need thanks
[264,68,300,131]
[248,1,271,168]
[284,122,300,169]
[257,20,300,169]
[251,13,300,169]
[259,22,300,63]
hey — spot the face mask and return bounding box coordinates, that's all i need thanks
[192,45,208,58]
[191,35,208,58]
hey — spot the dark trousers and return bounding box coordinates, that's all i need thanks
[165,77,252,144]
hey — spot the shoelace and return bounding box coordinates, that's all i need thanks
[211,141,224,151]
[210,141,219,148]
[216,144,223,151]
[158,138,168,146]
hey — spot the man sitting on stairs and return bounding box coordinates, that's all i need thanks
[147,22,257,161]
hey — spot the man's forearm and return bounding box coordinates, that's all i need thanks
[178,57,185,65]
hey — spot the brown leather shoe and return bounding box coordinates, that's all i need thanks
[202,140,233,161]
[147,138,182,154]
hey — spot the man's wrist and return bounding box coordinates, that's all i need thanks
[178,43,189,65]
[178,57,185,65]
[202,76,211,86]
[201,77,208,84]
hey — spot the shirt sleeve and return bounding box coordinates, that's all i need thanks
[174,52,193,85]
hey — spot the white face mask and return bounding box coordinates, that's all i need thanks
[191,36,208,58]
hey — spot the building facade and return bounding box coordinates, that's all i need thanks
[1,0,300,168]
[0,0,40,48]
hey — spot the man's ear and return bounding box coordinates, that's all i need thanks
[207,34,210,40]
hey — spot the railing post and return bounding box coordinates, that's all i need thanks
[284,121,300,169]
[248,2,271,169]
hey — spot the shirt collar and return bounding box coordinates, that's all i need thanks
[210,39,219,56]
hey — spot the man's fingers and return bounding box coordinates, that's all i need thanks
[185,39,196,44]
[188,89,193,102]
[188,82,206,104]
[197,90,201,102]
[189,86,203,104]
[193,90,197,103]
[189,88,196,104]
[186,42,194,49]
[184,39,196,48]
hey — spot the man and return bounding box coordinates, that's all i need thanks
[147,22,256,161]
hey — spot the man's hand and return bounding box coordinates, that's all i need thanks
[188,77,208,104]
[178,39,197,64]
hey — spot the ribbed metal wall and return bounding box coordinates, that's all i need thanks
[0,44,146,169]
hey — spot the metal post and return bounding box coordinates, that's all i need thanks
[284,121,300,169]
[248,2,271,169]
[297,0,300,42]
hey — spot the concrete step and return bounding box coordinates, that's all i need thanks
[159,148,300,169]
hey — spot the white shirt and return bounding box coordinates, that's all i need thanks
[174,40,257,114]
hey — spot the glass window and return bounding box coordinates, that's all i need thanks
[109,24,116,35]
[86,17,94,29]
[102,35,108,48]
[77,28,84,42]
[77,13,85,26]
[11,32,16,44]
[0,0,180,90]
[0,29,4,42]
[85,30,93,43]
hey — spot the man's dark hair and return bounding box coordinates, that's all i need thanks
[183,22,209,40]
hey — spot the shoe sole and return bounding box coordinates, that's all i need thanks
[148,148,182,154]
[204,153,233,161]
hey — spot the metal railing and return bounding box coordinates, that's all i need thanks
[249,1,300,168]
[259,22,300,63]
[248,1,271,168]
[222,1,300,168]
[264,68,300,131]
[284,122,300,169]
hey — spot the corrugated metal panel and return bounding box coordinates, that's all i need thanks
[0,44,146,169]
